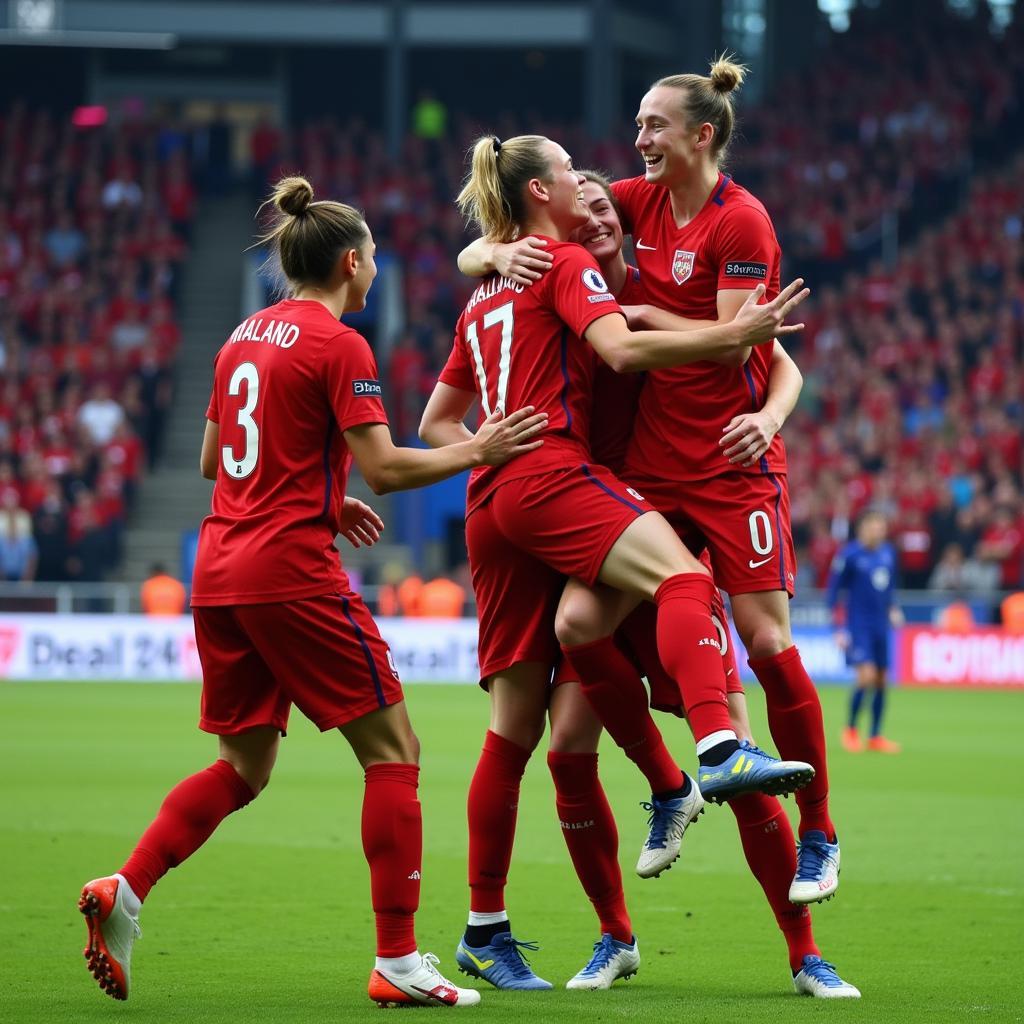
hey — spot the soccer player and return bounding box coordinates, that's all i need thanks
[828,509,903,753]
[419,134,813,991]
[77,175,553,1010]
[460,59,842,909]
[546,173,858,997]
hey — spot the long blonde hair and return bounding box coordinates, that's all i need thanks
[654,54,748,166]
[457,135,552,242]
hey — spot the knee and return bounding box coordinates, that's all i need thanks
[225,758,272,797]
[740,619,791,661]
[554,602,606,648]
[494,720,544,753]
[353,726,421,768]
[548,720,601,754]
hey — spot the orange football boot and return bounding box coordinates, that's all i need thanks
[79,875,141,1000]
[841,727,863,753]
[368,952,480,1007]
[867,736,901,754]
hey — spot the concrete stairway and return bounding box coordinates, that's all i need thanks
[117,191,408,585]
[117,192,250,583]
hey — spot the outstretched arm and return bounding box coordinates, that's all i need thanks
[345,410,546,495]
[585,280,809,373]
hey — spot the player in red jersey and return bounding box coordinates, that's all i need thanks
[77,176,551,1010]
[542,173,859,997]
[462,59,843,915]
[420,134,813,991]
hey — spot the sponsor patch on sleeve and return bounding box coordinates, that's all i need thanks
[587,293,616,304]
[352,379,383,396]
[723,261,768,279]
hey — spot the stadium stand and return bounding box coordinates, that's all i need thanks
[0,102,194,582]
[5,2,1019,593]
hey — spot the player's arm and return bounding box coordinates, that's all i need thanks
[458,236,554,285]
[719,345,804,467]
[344,410,546,496]
[826,550,851,646]
[585,280,808,372]
[621,287,776,368]
[200,419,218,479]
[419,382,477,447]
[888,550,905,627]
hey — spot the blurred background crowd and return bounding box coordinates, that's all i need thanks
[0,0,1021,600]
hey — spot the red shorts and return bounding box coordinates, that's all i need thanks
[466,465,648,683]
[628,469,797,597]
[193,592,403,735]
[551,582,743,714]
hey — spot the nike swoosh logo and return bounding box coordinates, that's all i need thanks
[635,239,657,250]
[459,947,495,971]
[748,556,773,569]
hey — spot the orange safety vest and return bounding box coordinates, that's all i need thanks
[140,574,187,616]
[397,575,424,617]
[418,577,466,618]
[937,601,974,633]
[1001,592,1024,635]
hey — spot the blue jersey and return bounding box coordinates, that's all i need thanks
[826,540,897,633]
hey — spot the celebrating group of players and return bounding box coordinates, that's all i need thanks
[78,57,861,1008]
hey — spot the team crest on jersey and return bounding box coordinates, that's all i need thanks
[672,250,696,285]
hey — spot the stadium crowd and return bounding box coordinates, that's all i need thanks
[0,102,191,582]
[3,2,1021,590]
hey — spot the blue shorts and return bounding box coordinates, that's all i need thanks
[846,626,889,670]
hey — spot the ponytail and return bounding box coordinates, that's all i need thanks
[457,134,552,242]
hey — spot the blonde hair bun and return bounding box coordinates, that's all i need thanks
[709,56,747,94]
[273,176,314,217]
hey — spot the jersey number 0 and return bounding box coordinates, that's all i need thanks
[222,361,260,478]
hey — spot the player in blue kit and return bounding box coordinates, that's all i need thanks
[827,510,904,753]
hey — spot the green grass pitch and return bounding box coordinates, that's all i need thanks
[2,682,1022,1023]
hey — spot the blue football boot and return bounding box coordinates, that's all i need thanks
[455,931,553,990]
[697,739,814,803]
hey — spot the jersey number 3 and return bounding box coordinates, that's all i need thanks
[222,362,260,478]
[466,301,514,417]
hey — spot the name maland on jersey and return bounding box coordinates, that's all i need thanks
[228,317,301,348]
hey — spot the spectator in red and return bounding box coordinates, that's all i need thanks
[977,506,1024,590]
[893,507,934,589]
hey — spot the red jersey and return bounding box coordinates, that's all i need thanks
[611,173,787,482]
[439,237,621,513]
[191,299,388,606]
[590,265,645,474]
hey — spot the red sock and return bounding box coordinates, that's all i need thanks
[730,792,819,971]
[654,573,733,741]
[749,646,835,839]
[547,751,632,943]
[467,731,531,913]
[562,637,684,793]
[119,759,255,902]
[362,763,421,958]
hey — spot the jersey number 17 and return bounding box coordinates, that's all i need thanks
[466,301,514,417]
